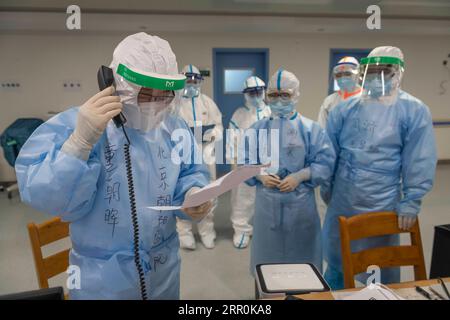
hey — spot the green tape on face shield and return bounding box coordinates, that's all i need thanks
[117,64,186,90]
[360,56,404,68]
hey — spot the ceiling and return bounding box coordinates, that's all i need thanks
[1,0,450,19]
[1,0,449,35]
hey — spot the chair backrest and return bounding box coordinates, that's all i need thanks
[27,217,70,289]
[339,211,426,289]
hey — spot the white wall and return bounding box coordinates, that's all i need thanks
[1,31,450,180]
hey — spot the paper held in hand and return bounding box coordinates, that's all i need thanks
[147,164,268,211]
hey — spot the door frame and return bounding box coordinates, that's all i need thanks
[212,48,270,103]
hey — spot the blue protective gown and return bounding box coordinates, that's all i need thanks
[321,90,437,289]
[246,112,336,275]
[15,107,209,299]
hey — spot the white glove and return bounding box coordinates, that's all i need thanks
[181,187,212,221]
[398,214,417,231]
[278,168,311,193]
[62,86,122,160]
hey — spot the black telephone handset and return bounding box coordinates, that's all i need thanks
[97,65,147,300]
[97,65,127,128]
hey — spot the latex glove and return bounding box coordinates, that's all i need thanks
[257,174,281,189]
[62,86,122,160]
[203,130,215,142]
[181,187,212,221]
[279,168,311,193]
[398,214,417,231]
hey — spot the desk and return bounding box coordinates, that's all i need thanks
[295,277,450,300]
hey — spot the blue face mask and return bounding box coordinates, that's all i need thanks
[183,85,200,98]
[365,75,392,98]
[337,76,356,92]
[270,101,295,118]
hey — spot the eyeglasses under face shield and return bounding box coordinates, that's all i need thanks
[137,87,176,104]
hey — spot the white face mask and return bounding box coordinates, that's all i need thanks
[121,100,173,132]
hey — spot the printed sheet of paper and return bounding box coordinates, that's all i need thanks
[147,164,267,211]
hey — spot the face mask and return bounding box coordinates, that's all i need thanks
[246,96,264,108]
[183,85,200,98]
[270,100,295,118]
[365,76,392,98]
[337,76,356,92]
[122,100,172,132]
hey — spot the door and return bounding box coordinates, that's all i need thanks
[213,48,269,175]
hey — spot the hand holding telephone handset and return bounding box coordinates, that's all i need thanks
[97,65,148,300]
[97,65,127,128]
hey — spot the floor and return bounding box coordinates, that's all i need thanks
[0,164,448,299]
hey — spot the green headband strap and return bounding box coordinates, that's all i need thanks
[360,56,405,68]
[116,63,186,90]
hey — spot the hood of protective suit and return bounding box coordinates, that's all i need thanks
[109,32,183,131]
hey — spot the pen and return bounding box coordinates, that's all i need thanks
[415,286,433,300]
[429,287,446,300]
[438,278,450,299]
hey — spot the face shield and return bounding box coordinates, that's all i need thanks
[114,63,186,131]
[333,63,360,92]
[360,56,404,100]
[182,72,203,98]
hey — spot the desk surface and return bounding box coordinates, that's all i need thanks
[295,277,450,300]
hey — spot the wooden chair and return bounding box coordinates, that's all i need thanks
[27,217,70,290]
[339,211,426,289]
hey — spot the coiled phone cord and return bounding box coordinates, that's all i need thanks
[122,125,148,300]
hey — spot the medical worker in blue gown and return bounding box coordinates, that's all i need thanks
[245,69,336,276]
[15,32,212,299]
[322,46,437,289]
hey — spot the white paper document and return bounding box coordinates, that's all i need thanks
[147,164,266,211]
[333,283,405,300]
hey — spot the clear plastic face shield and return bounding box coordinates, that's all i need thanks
[243,86,265,108]
[115,63,186,130]
[182,72,203,98]
[333,63,359,92]
[360,56,404,100]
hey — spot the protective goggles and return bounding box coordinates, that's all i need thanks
[243,86,265,96]
[116,63,186,90]
[184,72,203,85]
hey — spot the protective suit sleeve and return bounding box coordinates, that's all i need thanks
[172,120,210,219]
[15,107,102,222]
[396,104,437,216]
[320,106,343,204]
[203,95,224,141]
[225,108,242,164]
[317,97,331,129]
[244,121,265,187]
[304,122,336,189]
